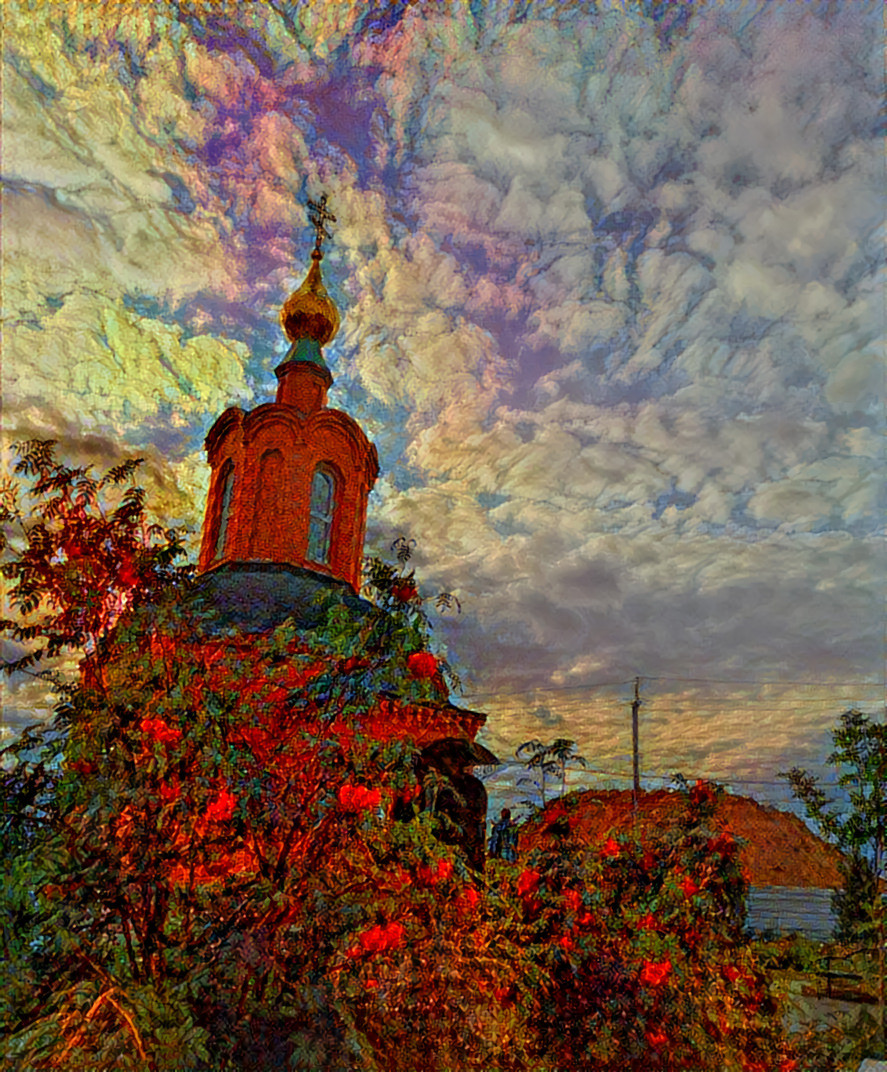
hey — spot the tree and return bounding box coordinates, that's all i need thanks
[0,438,190,680]
[784,709,886,1056]
[517,737,587,808]
[516,738,558,808]
[0,443,527,1070]
[547,737,588,798]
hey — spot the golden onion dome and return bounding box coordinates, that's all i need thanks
[280,249,340,347]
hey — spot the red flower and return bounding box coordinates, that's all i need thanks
[204,788,237,822]
[640,959,672,987]
[458,887,480,911]
[338,784,382,812]
[724,965,742,984]
[391,582,418,603]
[385,867,412,894]
[341,656,368,673]
[516,868,541,898]
[349,920,405,957]
[601,836,621,859]
[779,1061,798,1072]
[418,858,454,886]
[557,933,575,951]
[563,888,583,915]
[646,1029,668,1049]
[406,651,437,679]
[638,913,658,931]
[399,782,422,803]
[140,718,182,745]
[680,875,700,897]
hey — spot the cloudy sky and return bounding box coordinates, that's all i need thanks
[2,1,883,812]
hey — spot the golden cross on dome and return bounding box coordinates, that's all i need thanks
[307,194,336,255]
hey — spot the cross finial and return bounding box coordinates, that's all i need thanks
[307,194,337,256]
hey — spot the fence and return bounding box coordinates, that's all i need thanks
[746,885,836,940]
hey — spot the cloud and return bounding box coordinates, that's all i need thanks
[2,1,882,800]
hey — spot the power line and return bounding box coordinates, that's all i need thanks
[461,677,636,699]
[643,674,884,688]
[461,673,882,700]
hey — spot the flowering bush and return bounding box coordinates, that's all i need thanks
[0,446,800,1071]
[503,782,800,1072]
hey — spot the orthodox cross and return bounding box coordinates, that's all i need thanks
[307,194,337,254]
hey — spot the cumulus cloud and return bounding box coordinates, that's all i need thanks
[2,0,882,797]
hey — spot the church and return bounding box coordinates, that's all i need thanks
[188,196,495,869]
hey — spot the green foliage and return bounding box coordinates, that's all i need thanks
[752,935,823,974]
[0,448,802,1070]
[792,1011,885,1072]
[784,709,886,1057]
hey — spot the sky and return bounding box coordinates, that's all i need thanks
[2,0,884,816]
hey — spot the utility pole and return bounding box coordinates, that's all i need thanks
[632,676,642,813]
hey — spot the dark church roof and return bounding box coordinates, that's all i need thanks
[186,561,373,634]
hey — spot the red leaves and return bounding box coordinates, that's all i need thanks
[338,783,382,812]
[68,759,97,777]
[516,868,542,915]
[159,780,181,805]
[723,965,758,996]
[637,912,658,931]
[645,1029,668,1049]
[385,867,412,894]
[347,920,405,957]
[406,651,437,679]
[639,959,672,987]
[563,888,583,915]
[204,788,237,822]
[457,886,480,912]
[140,718,182,745]
[116,552,141,587]
[706,831,735,857]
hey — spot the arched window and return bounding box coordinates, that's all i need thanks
[307,466,335,565]
[251,449,284,558]
[213,463,235,560]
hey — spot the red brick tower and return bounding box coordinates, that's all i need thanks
[198,223,378,591]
